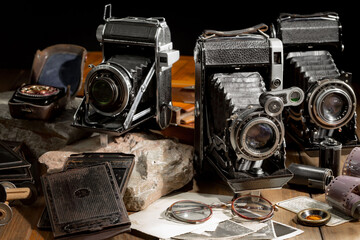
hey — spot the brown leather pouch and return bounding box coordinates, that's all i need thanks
[8,44,86,121]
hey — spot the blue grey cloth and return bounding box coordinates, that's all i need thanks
[38,53,82,96]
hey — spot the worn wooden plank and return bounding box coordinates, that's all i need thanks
[0,198,45,240]
[171,55,195,88]
[77,51,103,97]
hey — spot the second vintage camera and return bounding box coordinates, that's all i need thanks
[273,12,358,153]
[73,4,179,134]
[194,24,304,192]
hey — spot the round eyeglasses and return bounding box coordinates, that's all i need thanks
[165,195,275,224]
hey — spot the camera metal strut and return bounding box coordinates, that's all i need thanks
[123,62,155,130]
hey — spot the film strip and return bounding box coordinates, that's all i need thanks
[324,147,360,219]
[325,175,360,219]
[342,147,360,177]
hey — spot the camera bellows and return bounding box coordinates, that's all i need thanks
[209,72,265,134]
[108,55,151,85]
[213,72,265,108]
[286,51,340,88]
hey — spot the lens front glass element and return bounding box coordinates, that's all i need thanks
[245,123,275,152]
[86,64,131,117]
[167,200,212,223]
[309,80,356,129]
[91,80,116,106]
[319,92,348,122]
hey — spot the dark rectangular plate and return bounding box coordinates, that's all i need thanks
[64,152,135,196]
[41,163,130,238]
[38,153,135,232]
[0,166,33,182]
[0,140,31,170]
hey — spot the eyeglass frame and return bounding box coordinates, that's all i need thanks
[165,194,275,224]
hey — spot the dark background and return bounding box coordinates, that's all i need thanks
[0,1,356,76]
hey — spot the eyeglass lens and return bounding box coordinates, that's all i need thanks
[169,200,212,223]
[232,195,274,220]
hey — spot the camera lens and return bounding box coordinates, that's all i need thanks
[232,115,283,161]
[245,123,275,151]
[90,79,116,106]
[308,80,355,129]
[319,92,347,122]
[85,63,132,117]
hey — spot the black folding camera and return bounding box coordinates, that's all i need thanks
[194,24,304,192]
[73,4,179,134]
[273,12,358,153]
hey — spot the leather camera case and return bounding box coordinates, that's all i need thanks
[8,44,86,121]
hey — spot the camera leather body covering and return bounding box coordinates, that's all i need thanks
[274,12,359,153]
[194,25,300,193]
[8,44,87,121]
[276,12,343,53]
[72,4,179,135]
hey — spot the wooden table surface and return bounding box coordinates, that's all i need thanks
[1,53,360,239]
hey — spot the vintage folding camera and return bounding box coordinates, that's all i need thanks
[73,4,179,135]
[194,24,304,192]
[273,12,358,153]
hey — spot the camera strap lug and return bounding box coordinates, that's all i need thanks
[103,4,112,21]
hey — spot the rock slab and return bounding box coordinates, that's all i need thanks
[0,91,90,157]
[39,132,194,211]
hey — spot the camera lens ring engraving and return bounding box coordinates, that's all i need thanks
[308,79,356,129]
[231,112,283,161]
[85,63,132,117]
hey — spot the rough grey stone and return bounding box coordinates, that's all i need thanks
[39,131,194,211]
[0,91,91,157]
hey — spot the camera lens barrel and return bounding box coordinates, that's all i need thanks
[85,63,132,117]
[319,137,342,177]
[309,80,356,129]
[231,112,284,161]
